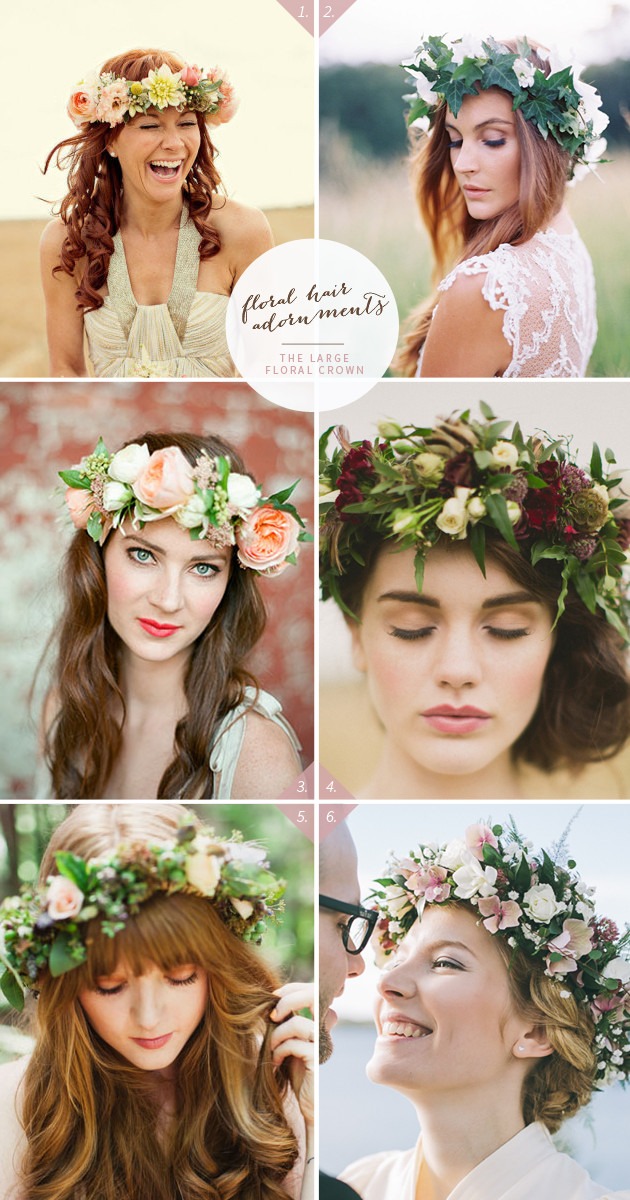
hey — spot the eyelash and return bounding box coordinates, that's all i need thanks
[432,958,463,971]
[94,971,199,996]
[126,547,219,577]
[448,138,507,150]
[390,626,529,642]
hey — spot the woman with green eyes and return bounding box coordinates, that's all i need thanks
[395,37,606,378]
[319,408,630,800]
[40,47,272,377]
[41,430,308,799]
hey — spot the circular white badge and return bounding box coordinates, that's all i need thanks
[226,239,399,411]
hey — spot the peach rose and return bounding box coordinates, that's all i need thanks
[65,486,95,529]
[236,506,300,575]
[180,63,203,87]
[185,852,222,896]
[67,86,97,126]
[46,876,84,920]
[206,68,240,125]
[95,79,130,126]
[133,447,195,509]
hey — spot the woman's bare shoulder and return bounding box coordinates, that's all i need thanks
[210,196,273,280]
[39,218,68,260]
[0,1056,29,1198]
[231,709,301,799]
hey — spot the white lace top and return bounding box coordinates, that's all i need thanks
[417,226,597,378]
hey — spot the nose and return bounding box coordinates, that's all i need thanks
[131,978,163,1031]
[149,566,184,614]
[433,625,483,690]
[452,137,478,174]
[377,960,415,1000]
[160,120,186,152]
[347,948,366,979]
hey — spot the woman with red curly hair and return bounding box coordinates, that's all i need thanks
[40,48,272,377]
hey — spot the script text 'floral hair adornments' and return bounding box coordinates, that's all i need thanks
[402,36,608,180]
[61,437,312,578]
[370,820,630,1085]
[67,62,239,129]
[0,821,285,1012]
[319,404,630,637]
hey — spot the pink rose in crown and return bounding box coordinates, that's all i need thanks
[466,822,499,861]
[236,506,300,575]
[67,86,98,126]
[65,486,95,529]
[206,67,240,125]
[95,79,130,126]
[46,875,84,920]
[180,64,203,87]
[545,918,594,974]
[134,447,195,509]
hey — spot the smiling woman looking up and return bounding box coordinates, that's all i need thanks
[40,48,272,377]
[395,36,607,378]
[319,408,630,799]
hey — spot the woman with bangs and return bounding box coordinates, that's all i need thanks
[395,37,606,377]
[40,47,272,377]
[0,804,315,1200]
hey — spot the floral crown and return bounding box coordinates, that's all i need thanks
[403,36,608,179]
[319,405,630,637]
[370,820,630,1085]
[67,61,238,129]
[0,821,285,1012]
[61,437,311,577]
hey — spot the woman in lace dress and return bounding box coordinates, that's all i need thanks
[40,48,272,377]
[396,38,608,378]
[0,803,314,1200]
[41,431,309,799]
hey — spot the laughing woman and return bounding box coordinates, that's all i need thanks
[40,48,272,377]
[41,430,310,799]
[396,37,608,377]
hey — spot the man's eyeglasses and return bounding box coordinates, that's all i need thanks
[319,895,378,955]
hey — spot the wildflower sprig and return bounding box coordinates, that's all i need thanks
[403,35,608,180]
[0,823,285,1012]
[370,821,630,1085]
[319,405,630,637]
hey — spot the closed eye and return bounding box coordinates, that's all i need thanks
[168,971,198,987]
[485,627,529,640]
[390,627,435,641]
[485,138,506,147]
[94,982,125,996]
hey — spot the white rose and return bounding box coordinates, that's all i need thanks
[384,884,413,918]
[591,483,610,510]
[467,495,487,521]
[392,510,417,535]
[174,493,209,530]
[226,473,260,513]
[108,442,150,484]
[414,451,444,483]
[452,861,498,900]
[506,501,521,524]
[102,480,133,511]
[439,839,472,871]
[490,441,519,470]
[436,494,469,538]
[185,852,222,896]
[602,958,630,985]
[523,883,565,923]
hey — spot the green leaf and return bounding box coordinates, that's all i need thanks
[328,572,358,620]
[590,442,603,480]
[0,969,24,1012]
[514,854,532,892]
[94,436,108,457]
[59,469,90,489]
[87,511,102,541]
[297,531,314,543]
[285,552,297,566]
[538,849,556,886]
[55,851,89,892]
[479,401,496,421]
[49,933,84,978]
[485,492,518,550]
[267,479,299,506]
[605,448,617,464]
[474,449,494,470]
[469,522,487,576]
[414,549,425,596]
[572,571,597,614]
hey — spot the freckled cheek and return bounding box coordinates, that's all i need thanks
[362,637,422,718]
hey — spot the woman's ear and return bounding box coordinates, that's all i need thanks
[345,617,367,673]
[512,1026,554,1060]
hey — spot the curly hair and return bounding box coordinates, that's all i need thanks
[325,527,630,771]
[43,49,224,313]
[18,804,299,1200]
[44,432,266,799]
[397,41,570,374]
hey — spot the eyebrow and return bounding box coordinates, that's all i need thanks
[445,117,514,131]
[377,589,539,610]
[423,939,478,958]
[127,533,228,562]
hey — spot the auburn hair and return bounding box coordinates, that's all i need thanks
[43,432,266,799]
[328,528,630,771]
[396,42,571,374]
[44,49,224,313]
[19,805,299,1200]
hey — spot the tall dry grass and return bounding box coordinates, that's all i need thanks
[321,130,630,377]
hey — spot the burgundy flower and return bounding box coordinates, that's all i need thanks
[561,462,590,494]
[523,462,563,531]
[616,519,630,551]
[441,450,474,490]
[592,916,620,946]
[335,441,375,523]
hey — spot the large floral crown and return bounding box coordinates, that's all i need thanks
[61,438,311,577]
[0,821,285,1012]
[319,405,630,636]
[403,36,608,179]
[67,61,238,129]
[370,821,630,1085]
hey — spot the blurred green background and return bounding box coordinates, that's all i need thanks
[320,58,630,376]
[0,803,314,1062]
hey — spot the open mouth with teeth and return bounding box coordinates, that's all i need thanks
[149,160,183,179]
[382,1020,432,1039]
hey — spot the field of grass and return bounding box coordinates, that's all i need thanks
[320,133,630,377]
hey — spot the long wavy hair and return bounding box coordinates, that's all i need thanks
[43,432,266,799]
[397,41,570,374]
[329,529,630,771]
[18,804,299,1200]
[44,49,224,313]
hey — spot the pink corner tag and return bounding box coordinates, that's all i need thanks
[276,804,316,842]
[319,765,356,801]
[278,761,315,800]
[319,804,358,841]
[275,0,314,35]
[319,0,358,33]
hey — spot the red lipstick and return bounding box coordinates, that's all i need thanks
[137,618,181,638]
[131,1033,173,1049]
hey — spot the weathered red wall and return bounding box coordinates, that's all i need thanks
[0,381,314,797]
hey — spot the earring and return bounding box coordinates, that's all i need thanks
[108,149,117,158]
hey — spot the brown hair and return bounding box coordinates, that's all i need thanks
[20,805,298,1200]
[44,49,224,313]
[330,529,630,771]
[44,432,266,799]
[397,42,571,374]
